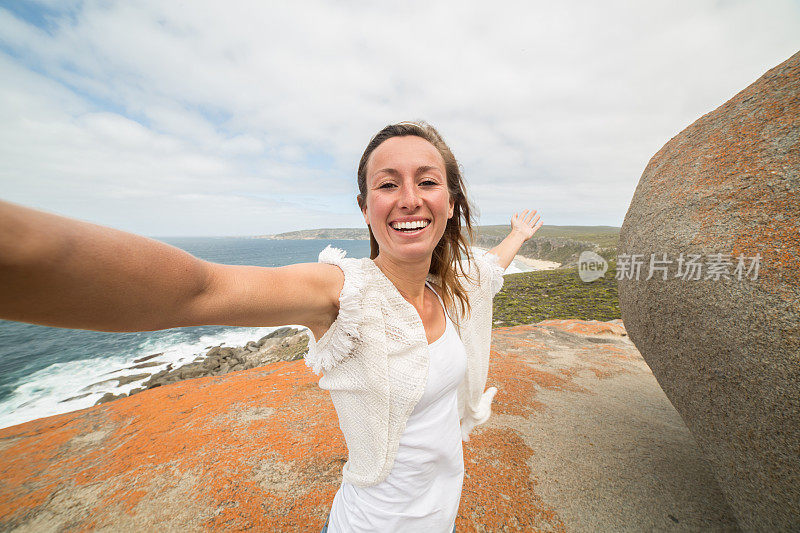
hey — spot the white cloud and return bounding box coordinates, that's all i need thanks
[0,0,798,235]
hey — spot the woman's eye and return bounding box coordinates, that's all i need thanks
[378,180,437,188]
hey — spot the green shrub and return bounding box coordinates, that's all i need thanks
[492,262,620,327]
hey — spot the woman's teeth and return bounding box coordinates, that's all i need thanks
[391,220,431,231]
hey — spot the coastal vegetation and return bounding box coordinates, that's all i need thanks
[493,261,620,327]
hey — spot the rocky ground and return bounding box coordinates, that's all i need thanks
[0,319,738,531]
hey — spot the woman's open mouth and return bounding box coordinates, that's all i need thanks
[389,219,431,235]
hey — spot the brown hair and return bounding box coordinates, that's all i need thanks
[356,120,477,322]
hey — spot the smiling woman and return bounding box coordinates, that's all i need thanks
[362,137,454,270]
[356,122,473,323]
[0,120,542,533]
[310,121,542,532]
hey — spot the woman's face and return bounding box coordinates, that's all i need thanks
[362,135,455,264]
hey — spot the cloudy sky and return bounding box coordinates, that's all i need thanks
[0,1,797,236]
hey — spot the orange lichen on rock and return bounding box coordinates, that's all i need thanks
[487,320,637,418]
[0,318,731,531]
[489,324,610,419]
[460,428,566,532]
[535,318,627,337]
[617,52,799,530]
[0,359,345,531]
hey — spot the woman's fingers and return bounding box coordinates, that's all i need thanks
[523,210,538,225]
[512,209,541,231]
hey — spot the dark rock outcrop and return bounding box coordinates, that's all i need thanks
[132,329,309,395]
[132,352,164,364]
[88,328,310,406]
[618,51,799,530]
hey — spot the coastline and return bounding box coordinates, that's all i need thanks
[0,326,310,430]
[1,244,560,430]
[84,251,558,407]
[470,246,561,271]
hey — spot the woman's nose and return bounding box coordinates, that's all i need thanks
[400,183,422,210]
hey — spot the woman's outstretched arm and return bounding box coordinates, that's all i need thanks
[0,199,343,335]
[487,209,543,269]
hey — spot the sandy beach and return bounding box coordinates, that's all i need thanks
[511,253,560,270]
[471,246,561,271]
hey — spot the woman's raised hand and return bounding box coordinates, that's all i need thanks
[510,209,543,241]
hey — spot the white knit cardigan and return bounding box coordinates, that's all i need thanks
[304,245,505,487]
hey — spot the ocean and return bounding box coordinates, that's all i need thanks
[0,238,536,430]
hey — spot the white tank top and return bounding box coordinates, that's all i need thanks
[328,281,467,533]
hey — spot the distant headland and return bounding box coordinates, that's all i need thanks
[254,224,620,268]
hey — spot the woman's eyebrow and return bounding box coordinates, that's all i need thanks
[373,165,443,178]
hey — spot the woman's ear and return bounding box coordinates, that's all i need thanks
[448,196,455,219]
[357,194,369,225]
